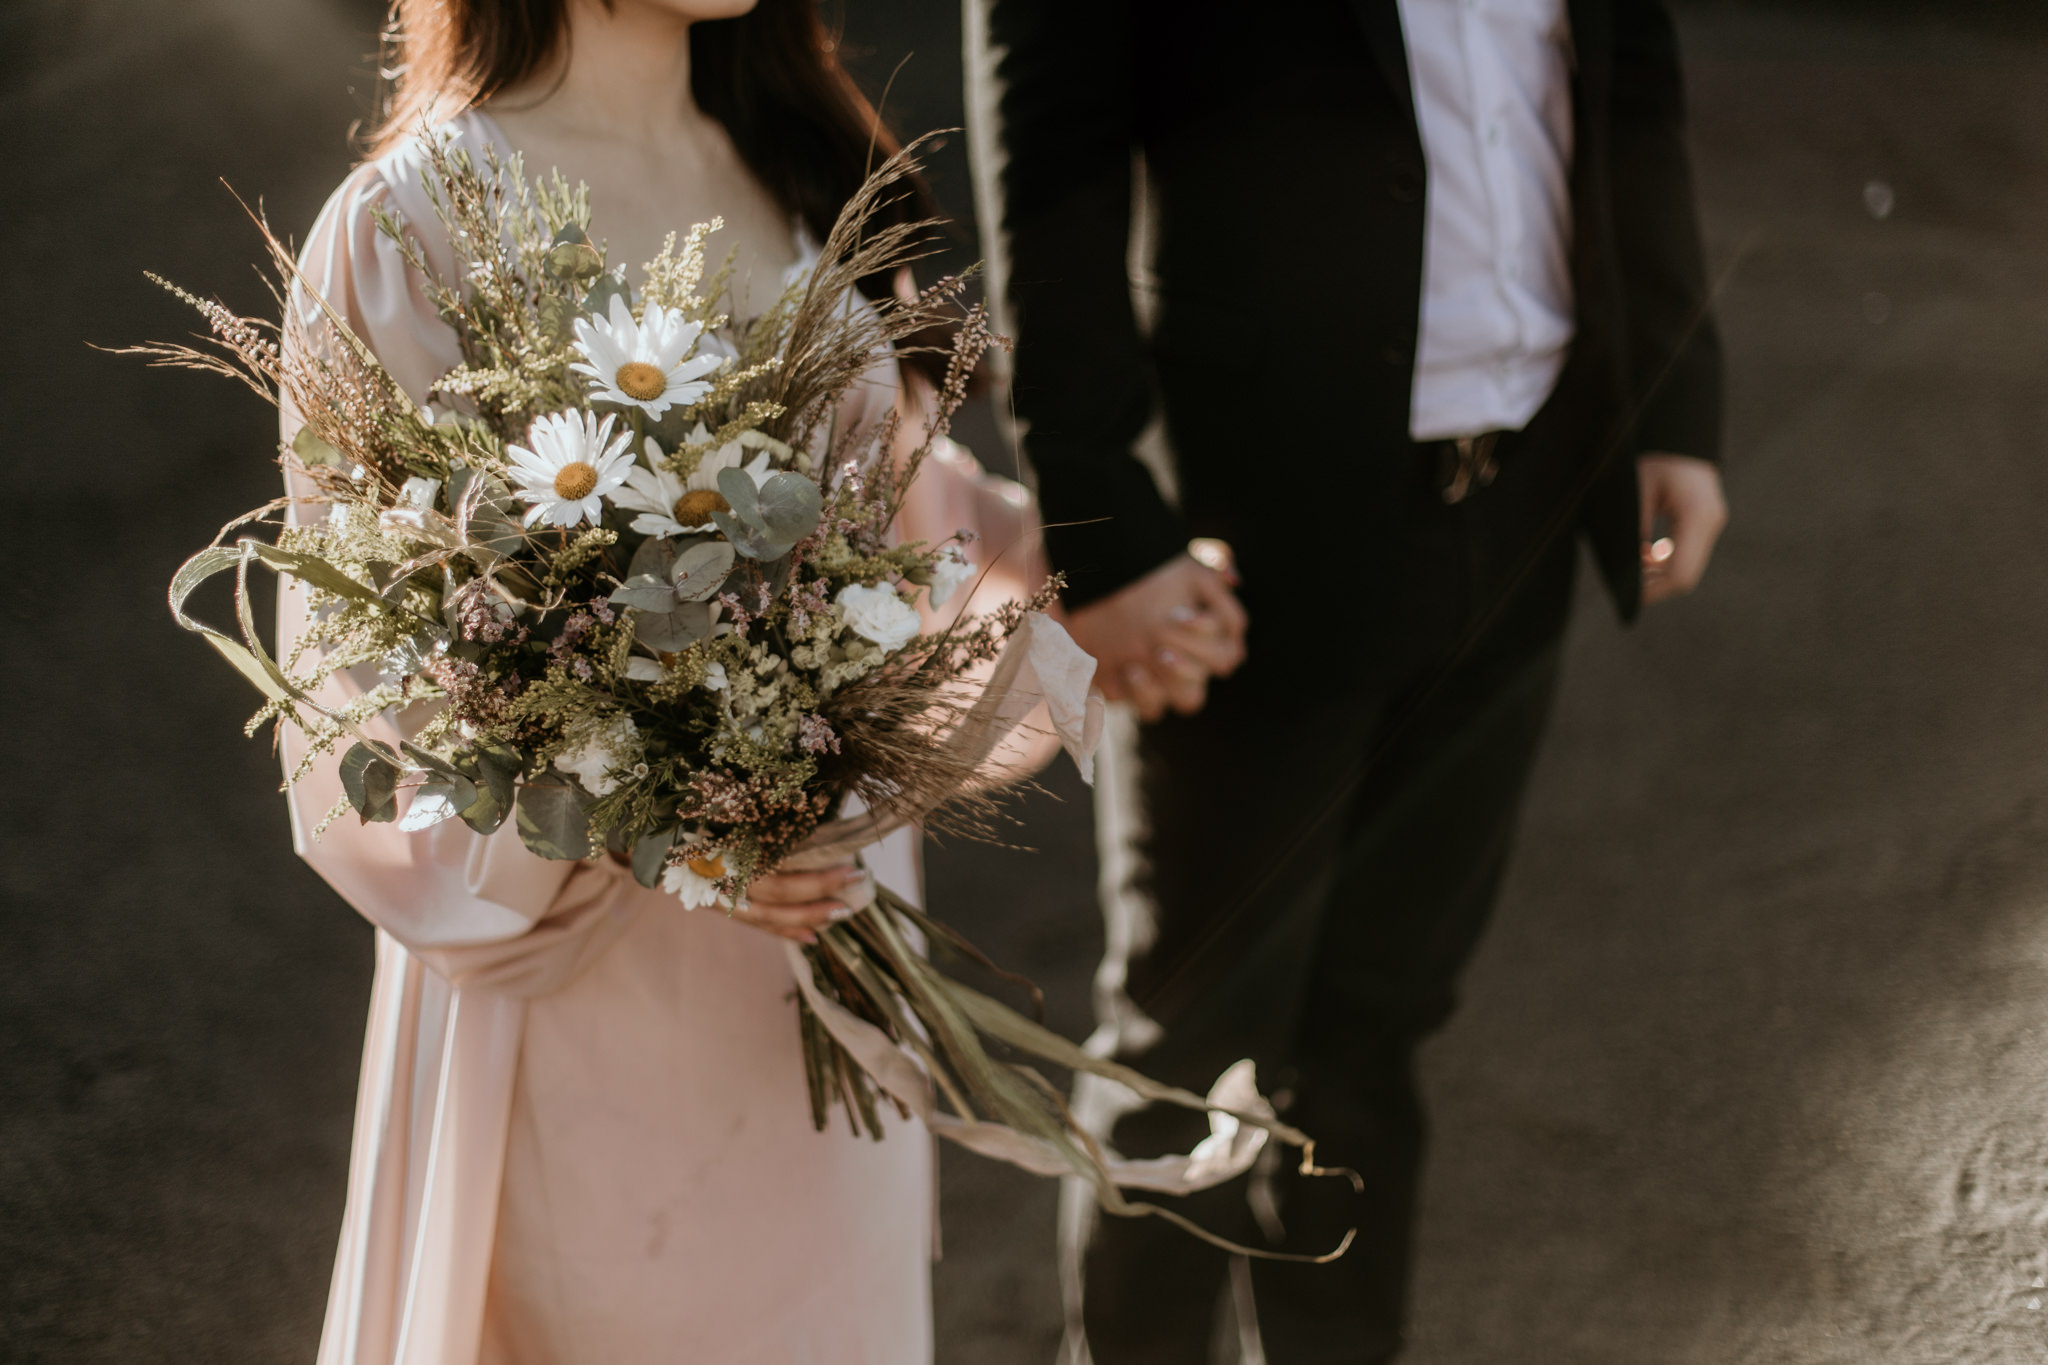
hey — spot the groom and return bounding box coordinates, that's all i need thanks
[979,0,1725,1359]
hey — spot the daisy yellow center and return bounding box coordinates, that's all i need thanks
[686,854,726,880]
[673,489,731,526]
[614,361,667,402]
[553,461,599,500]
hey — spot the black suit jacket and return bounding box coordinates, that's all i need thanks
[989,0,1722,621]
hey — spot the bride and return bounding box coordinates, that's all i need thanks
[283,1,1041,1360]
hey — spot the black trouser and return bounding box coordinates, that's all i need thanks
[1082,385,1591,1363]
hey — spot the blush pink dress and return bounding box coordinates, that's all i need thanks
[279,112,1039,1365]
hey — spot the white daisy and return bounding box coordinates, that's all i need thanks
[661,846,728,909]
[610,426,755,537]
[571,295,724,418]
[506,411,634,529]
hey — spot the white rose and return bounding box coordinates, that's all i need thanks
[554,714,640,796]
[835,583,921,653]
[927,550,977,608]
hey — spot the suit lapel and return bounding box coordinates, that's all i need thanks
[1347,0,1419,136]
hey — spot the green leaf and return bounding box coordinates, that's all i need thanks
[515,780,596,860]
[608,574,678,612]
[710,502,795,561]
[399,774,477,832]
[291,427,345,469]
[631,827,677,889]
[456,778,506,836]
[716,467,765,531]
[536,293,575,343]
[544,225,605,282]
[475,744,521,803]
[670,540,736,602]
[626,535,679,582]
[339,743,399,824]
[452,746,513,835]
[582,271,632,319]
[755,472,823,544]
[631,599,711,652]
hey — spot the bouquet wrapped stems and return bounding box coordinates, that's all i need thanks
[794,880,1362,1261]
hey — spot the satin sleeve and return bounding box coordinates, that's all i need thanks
[276,160,630,984]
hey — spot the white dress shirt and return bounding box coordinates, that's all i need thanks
[1396,0,1577,441]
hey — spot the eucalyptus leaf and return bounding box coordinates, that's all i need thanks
[450,746,512,835]
[631,599,712,652]
[515,780,597,861]
[716,467,766,531]
[399,774,477,833]
[755,472,823,544]
[670,540,736,602]
[339,743,399,824]
[582,271,632,319]
[710,508,793,561]
[474,745,521,807]
[457,776,507,836]
[544,225,605,281]
[608,574,680,612]
[626,534,679,582]
[291,427,345,469]
[632,827,678,890]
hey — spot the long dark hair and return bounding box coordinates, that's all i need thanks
[368,1,939,320]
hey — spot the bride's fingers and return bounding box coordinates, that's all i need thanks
[741,898,852,926]
[748,866,858,906]
[1121,662,1170,722]
[1148,643,1210,714]
[734,898,853,937]
[1158,623,1239,677]
[1190,567,1250,639]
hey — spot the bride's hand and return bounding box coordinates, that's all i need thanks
[730,865,863,945]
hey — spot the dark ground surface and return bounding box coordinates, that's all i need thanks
[4,2,2047,1362]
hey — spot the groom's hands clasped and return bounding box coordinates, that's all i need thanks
[1064,550,1248,722]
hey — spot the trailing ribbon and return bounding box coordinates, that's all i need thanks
[778,611,1356,1259]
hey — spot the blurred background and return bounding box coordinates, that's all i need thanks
[4,1,2048,1360]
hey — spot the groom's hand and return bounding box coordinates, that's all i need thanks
[1638,453,1728,606]
[1066,552,1248,722]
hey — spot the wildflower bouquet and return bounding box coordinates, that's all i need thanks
[147,139,1348,1252]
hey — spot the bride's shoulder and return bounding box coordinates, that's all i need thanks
[295,111,496,394]
[306,109,500,262]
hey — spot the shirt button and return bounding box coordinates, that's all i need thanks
[1386,168,1423,202]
